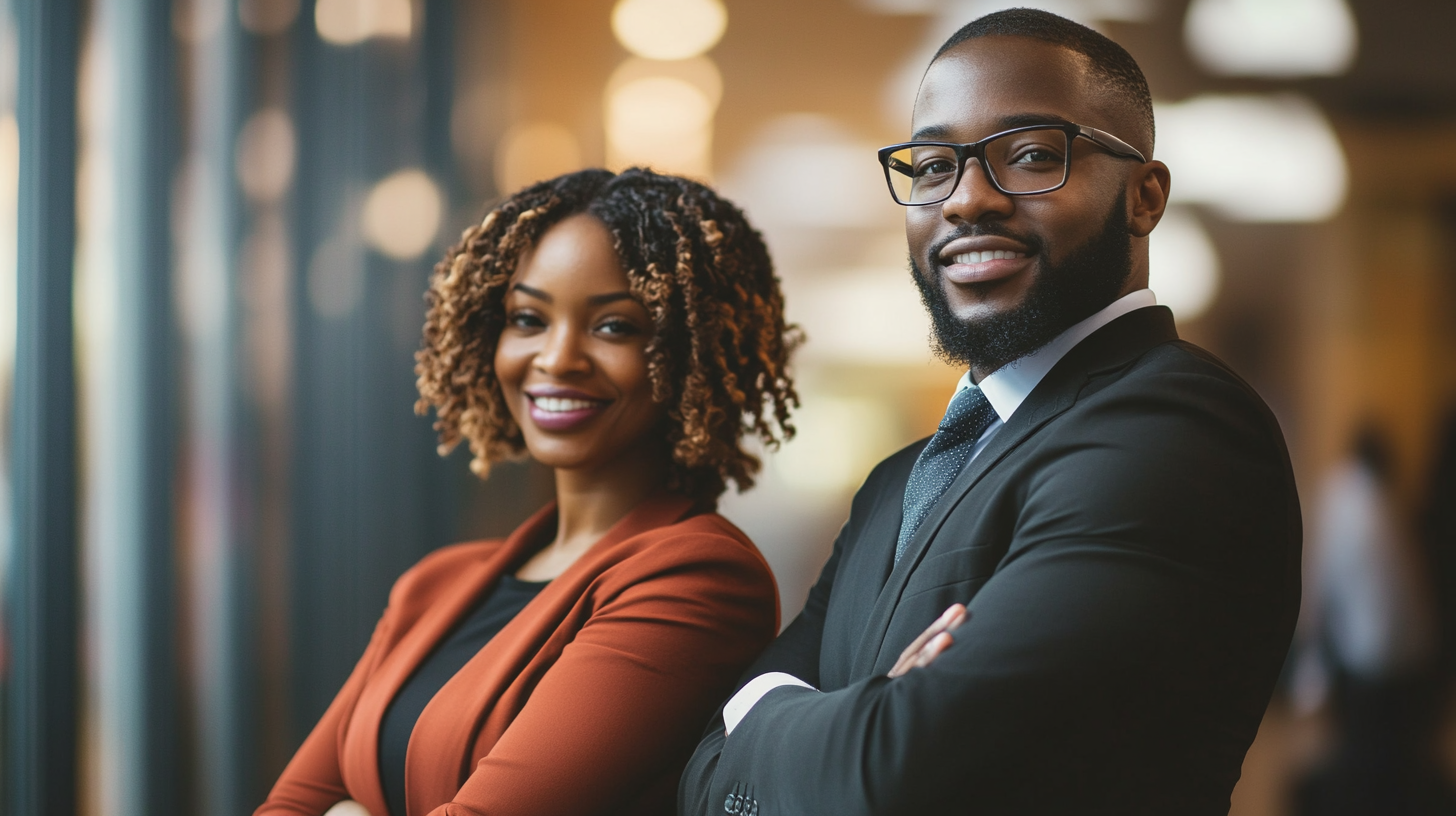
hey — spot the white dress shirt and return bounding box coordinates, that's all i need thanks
[722,289,1160,734]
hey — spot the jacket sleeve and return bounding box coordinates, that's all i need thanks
[429,534,778,816]
[254,612,393,816]
[682,367,1302,816]
[676,517,844,814]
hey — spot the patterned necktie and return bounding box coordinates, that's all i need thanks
[895,384,998,563]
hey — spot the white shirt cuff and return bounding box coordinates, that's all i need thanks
[722,672,816,734]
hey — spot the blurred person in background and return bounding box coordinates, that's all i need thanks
[1293,422,1451,816]
[256,168,798,816]
[1423,411,1456,677]
[681,9,1300,816]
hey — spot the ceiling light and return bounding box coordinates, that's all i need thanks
[1185,0,1357,77]
[611,0,727,61]
[1156,94,1347,222]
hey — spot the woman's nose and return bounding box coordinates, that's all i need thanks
[533,322,591,376]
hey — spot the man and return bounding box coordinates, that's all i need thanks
[679,9,1300,816]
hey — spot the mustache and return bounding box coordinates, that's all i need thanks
[926,223,1044,268]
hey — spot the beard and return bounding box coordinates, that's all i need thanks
[910,191,1132,374]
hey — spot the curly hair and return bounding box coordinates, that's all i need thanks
[414,167,800,505]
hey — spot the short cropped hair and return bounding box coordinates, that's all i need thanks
[414,168,800,506]
[933,7,1155,153]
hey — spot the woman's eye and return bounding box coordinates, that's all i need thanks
[507,311,545,330]
[597,317,640,337]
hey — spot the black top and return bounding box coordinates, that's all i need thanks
[379,575,549,816]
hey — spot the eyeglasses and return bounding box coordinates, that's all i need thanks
[877,123,1146,206]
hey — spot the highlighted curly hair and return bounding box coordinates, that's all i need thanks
[414,167,800,505]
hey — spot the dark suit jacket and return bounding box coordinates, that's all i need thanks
[256,492,778,816]
[679,306,1301,816]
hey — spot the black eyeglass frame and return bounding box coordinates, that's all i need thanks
[877,123,1147,206]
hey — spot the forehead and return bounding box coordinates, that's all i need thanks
[512,213,628,292]
[913,36,1105,141]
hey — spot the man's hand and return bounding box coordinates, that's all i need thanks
[888,603,967,678]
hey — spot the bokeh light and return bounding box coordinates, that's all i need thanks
[235,107,296,203]
[1156,94,1348,222]
[606,75,715,178]
[611,0,727,61]
[1148,206,1221,321]
[361,168,442,260]
[493,122,584,195]
[315,0,412,46]
[1185,0,1357,77]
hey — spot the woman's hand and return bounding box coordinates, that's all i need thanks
[887,603,967,678]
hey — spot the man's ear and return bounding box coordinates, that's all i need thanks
[1127,160,1170,238]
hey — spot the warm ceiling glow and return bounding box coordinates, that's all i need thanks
[235,107,296,203]
[315,0,412,46]
[1148,207,1220,322]
[494,122,584,195]
[1185,0,1357,77]
[606,75,716,177]
[721,114,894,233]
[611,0,727,60]
[361,169,442,260]
[1156,94,1348,222]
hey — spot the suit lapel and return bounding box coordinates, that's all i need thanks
[342,502,558,816]
[850,306,1179,678]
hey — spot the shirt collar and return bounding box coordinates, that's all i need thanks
[955,289,1158,422]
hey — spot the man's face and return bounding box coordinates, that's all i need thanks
[906,36,1140,375]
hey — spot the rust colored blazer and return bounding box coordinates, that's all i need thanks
[256,492,778,816]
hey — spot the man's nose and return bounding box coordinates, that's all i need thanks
[939,158,1014,223]
[534,322,592,376]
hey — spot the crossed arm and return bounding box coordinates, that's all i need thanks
[680,370,1300,816]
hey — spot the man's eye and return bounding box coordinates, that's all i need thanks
[1011,147,1061,165]
[915,158,958,178]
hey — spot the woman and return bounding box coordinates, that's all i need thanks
[257,168,799,816]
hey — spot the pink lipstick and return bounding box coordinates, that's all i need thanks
[525,387,611,432]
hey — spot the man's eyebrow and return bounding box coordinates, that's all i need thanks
[910,113,1076,142]
[511,283,551,302]
[587,291,634,306]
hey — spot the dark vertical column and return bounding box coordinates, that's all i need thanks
[182,6,258,815]
[105,0,179,812]
[287,2,465,741]
[6,0,80,815]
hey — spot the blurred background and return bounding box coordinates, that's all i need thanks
[3,0,1456,814]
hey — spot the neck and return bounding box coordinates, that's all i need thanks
[515,441,668,581]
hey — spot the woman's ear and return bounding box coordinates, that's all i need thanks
[1128,160,1171,238]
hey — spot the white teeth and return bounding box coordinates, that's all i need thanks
[532,396,602,413]
[951,250,1026,265]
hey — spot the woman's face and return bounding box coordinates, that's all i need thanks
[495,213,666,476]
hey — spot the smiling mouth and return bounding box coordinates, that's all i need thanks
[525,393,611,432]
[950,250,1027,264]
[529,395,609,413]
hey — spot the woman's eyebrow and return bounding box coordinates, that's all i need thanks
[511,283,551,302]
